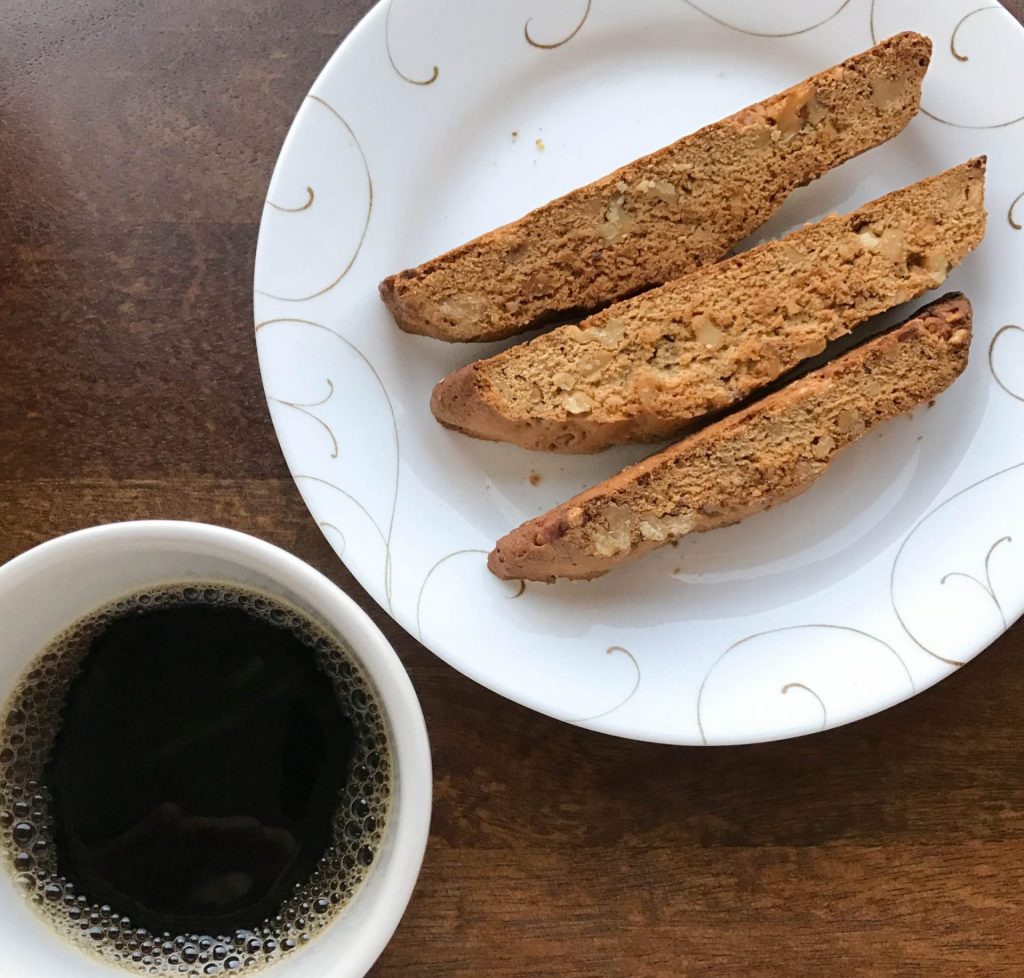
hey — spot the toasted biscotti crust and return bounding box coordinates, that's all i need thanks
[381,32,932,342]
[433,159,985,452]
[488,294,972,582]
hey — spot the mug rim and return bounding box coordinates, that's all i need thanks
[0,520,432,978]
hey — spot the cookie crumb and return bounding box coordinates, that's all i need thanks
[529,472,541,486]
[535,138,545,152]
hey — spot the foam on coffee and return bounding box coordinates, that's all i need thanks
[0,584,391,976]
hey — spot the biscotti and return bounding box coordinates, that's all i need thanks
[488,294,972,582]
[433,159,985,452]
[381,32,932,342]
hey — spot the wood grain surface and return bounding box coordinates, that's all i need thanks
[2,2,1024,975]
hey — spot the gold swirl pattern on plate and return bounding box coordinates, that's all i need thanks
[781,683,827,730]
[870,0,1024,129]
[918,105,1024,131]
[268,378,338,459]
[1010,192,1024,231]
[891,463,1024,667]
[697,625,913,745]
[524,0,592,49]
[566,646,642,723]
[940,536,1013,630]
[266,186,315,213]
[682,0,852,38]
[386,0,439,85]
[298,475,395,611]
[255,97,373,303]
[256,319,399,610]
[950,6,999,61]
[319,522,347,557]
[989,325,1024,401]
[295,476,388,549]
[415,550,525,639]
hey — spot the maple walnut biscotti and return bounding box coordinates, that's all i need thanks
[433,159,985,452]
[488,294,972,583]
[381,33,933,342]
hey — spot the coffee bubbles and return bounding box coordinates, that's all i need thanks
[0,584,391,976]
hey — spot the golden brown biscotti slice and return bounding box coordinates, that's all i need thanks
[381,33,933,342]
[488,294,972,582]
[434,159,985,452]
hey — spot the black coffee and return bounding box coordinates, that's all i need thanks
[0,584,391,976]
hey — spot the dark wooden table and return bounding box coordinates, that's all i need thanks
[3,3,1024,975]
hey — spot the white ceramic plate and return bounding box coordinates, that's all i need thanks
[255,0,1024,745]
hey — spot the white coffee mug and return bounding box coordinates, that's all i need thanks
[0,521,431,978]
